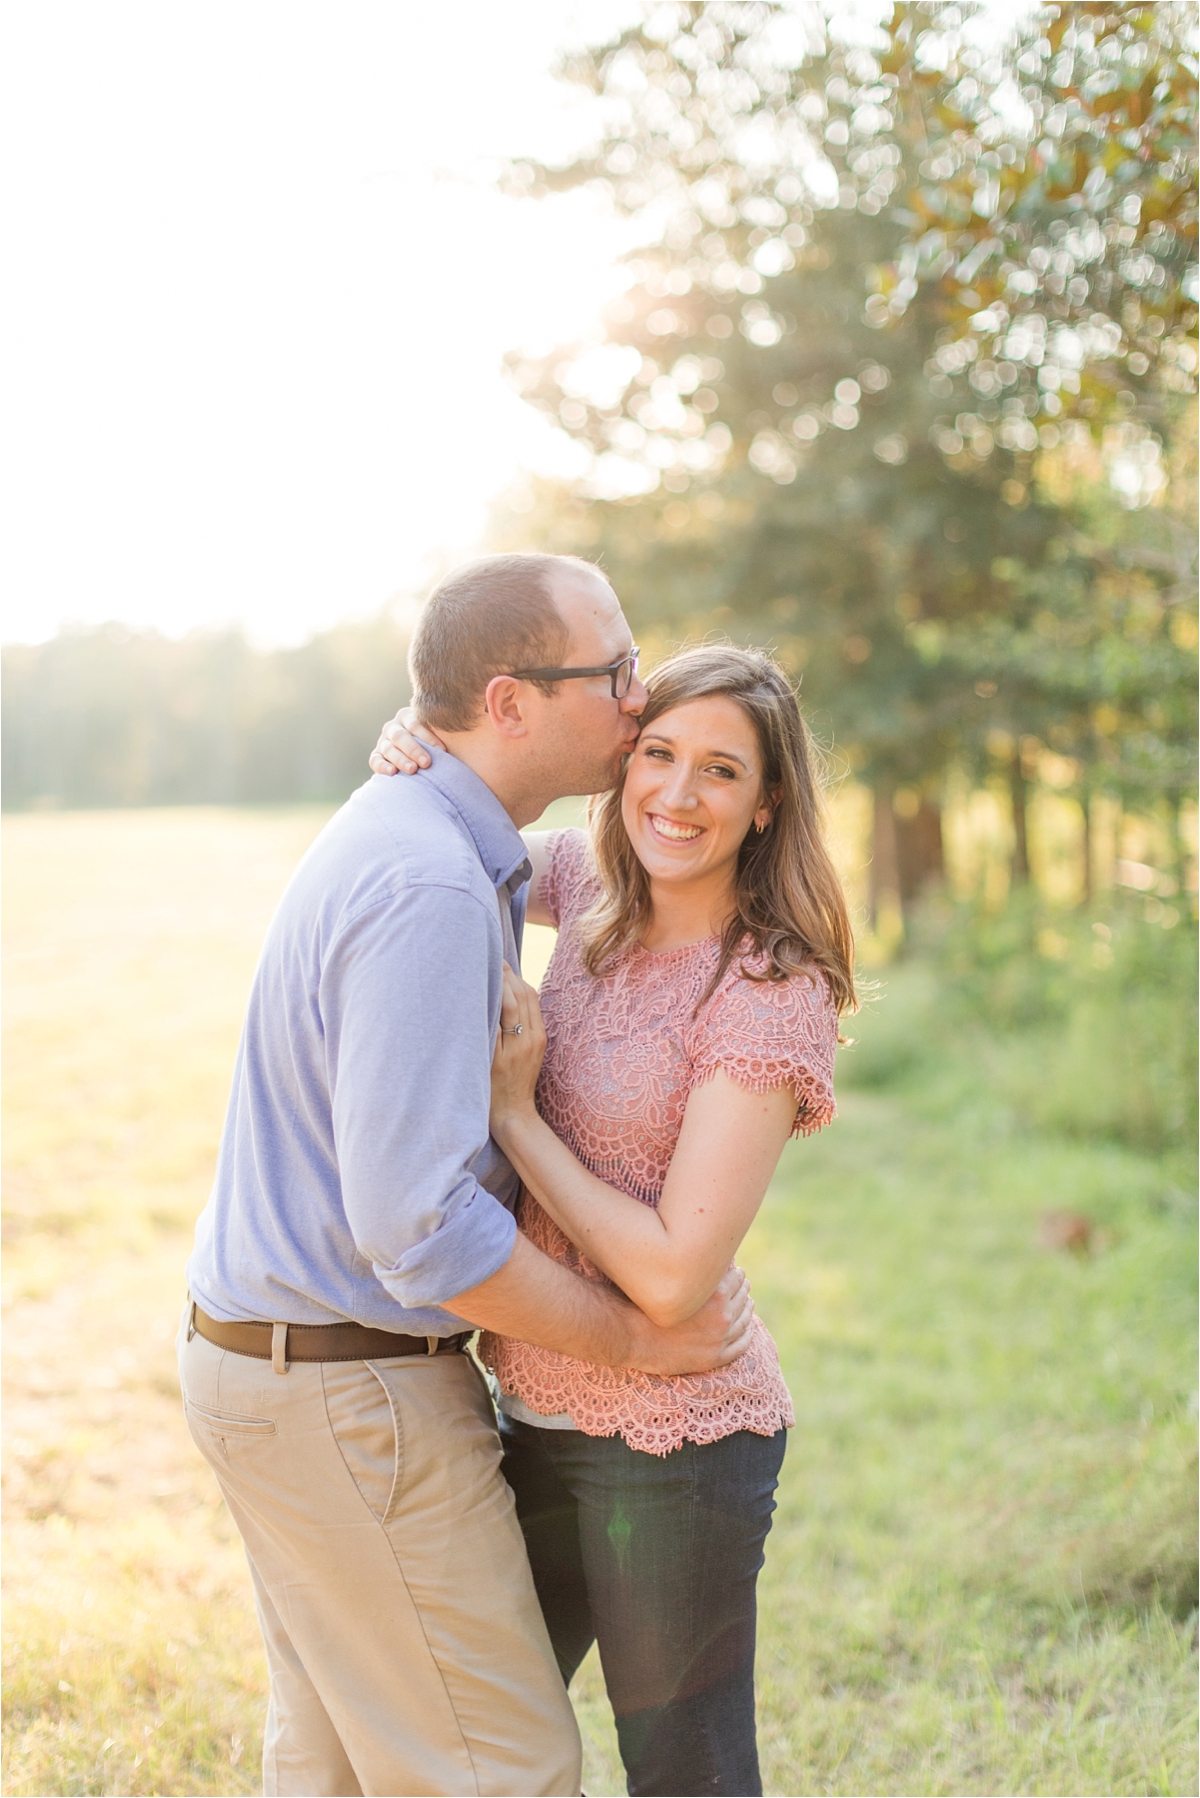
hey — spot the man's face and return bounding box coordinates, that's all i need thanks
[525,567,647,798]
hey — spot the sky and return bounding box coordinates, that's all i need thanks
[3,1,1038,650]
[2,1,640,646]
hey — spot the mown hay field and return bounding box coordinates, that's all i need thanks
[3,807,1195,1797]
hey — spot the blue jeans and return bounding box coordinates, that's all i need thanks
[500,1416,787,1798]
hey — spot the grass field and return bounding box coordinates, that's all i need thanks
[3,807,1196,1797]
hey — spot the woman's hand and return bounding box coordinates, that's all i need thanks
[490,964,547,1138]
[368,707,445,776]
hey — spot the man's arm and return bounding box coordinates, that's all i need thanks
[324,881,520,1308]
[325,876,752,1374]
[446,1231,755,1377]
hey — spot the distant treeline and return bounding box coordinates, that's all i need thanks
[2,616,411,809]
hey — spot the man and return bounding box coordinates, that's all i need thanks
[181,552,754,1798]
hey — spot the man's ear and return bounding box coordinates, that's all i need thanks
[482,674,530,738]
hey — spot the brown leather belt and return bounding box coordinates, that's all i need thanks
[190,1302,469,1366]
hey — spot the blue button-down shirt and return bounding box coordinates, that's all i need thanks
[187,749,529,1333]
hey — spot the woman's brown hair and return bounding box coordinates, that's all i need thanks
[581,645,857,1015]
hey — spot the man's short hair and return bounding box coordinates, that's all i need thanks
[410,552,603,732]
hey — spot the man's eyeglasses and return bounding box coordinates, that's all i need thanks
[510,647,640,700]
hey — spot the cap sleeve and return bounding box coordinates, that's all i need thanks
[687,965,838,1137]
[537,828,599,930]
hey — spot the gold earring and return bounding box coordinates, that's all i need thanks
[755,819,767,834]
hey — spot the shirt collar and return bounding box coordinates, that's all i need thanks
[420,745,532,893]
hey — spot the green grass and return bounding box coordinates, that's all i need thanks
[3,810,1196,1796]
[736,955,1196,1798]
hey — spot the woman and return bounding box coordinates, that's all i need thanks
[372,646,855,1797]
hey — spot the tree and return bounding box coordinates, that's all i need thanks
[494,0,1197,917]
[1,616,412,810]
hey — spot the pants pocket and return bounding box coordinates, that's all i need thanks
[185,1398,277,1435]
[184,1397,277,1463]
[321,1361,402,1523]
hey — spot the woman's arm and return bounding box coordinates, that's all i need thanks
[491,970,796,1328]
[368,711,559,928]
[521,833,557,929]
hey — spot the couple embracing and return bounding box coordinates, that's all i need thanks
[180,552,855,1798]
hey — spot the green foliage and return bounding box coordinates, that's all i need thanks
[932,438,1199,798]
[495,0,1199,829]
[1,617,411,809]
[846,900,1198,1154]
[872,1,1199,426]
[517,0,1197,431]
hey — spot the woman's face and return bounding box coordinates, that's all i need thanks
[620,695,773,892]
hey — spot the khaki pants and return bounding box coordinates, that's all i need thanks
[178,1315,581,1797]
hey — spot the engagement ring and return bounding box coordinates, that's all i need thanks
[502,1025,524,1035]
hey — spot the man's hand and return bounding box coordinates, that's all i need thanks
[447,1235,754,1377]
[622,1266,755,1376]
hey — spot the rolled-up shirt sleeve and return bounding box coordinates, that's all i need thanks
[320,881,517,1309]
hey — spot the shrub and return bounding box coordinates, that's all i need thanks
[847,897,1198,1155]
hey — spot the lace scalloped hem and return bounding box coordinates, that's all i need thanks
[481,1330,796,1457]
[689,1055,836,1139]
[492,1375,794,1457]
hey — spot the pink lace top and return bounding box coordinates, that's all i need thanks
[481,829,838,1456]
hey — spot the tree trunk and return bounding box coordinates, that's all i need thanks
[871,783,901,931]
[1010,760,1030,885]
[1081,787,1093,906]
[896,802,944,909]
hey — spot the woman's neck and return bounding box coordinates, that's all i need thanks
[640,871,736,953]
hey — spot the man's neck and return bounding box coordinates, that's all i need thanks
[429,730,547,830]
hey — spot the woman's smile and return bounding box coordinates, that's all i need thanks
[646,813,706,845]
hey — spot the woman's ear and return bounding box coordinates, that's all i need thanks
[753,785,781,833]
